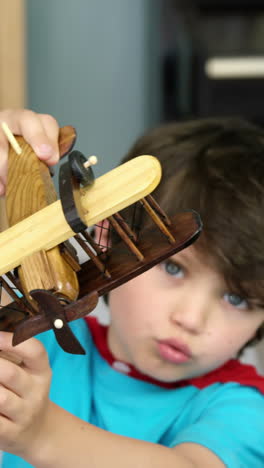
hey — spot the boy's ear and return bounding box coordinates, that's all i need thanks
[93,220,111,249]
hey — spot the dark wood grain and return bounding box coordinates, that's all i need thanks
[78,210,201,297]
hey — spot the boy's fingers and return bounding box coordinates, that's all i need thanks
[13,110,59,165]
[0,139,10,189]
[0,109,60,193]
[0,182,5,196]
[0,385,22,422]
[0,355,29,398]
[0,332,50,374]
[38,113,60,164]
[0,109,60,165]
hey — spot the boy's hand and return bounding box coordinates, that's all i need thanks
[0,331,52,457]
[0,109,60,195]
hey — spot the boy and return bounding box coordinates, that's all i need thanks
[0,109,264,468]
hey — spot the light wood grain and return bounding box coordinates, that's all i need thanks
[0,155,161,276]
[0,197,8,231]
[6,136,79,303]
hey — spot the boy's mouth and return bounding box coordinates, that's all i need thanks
[157,338,192,364]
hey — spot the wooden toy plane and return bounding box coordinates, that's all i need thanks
[0,125,202,354]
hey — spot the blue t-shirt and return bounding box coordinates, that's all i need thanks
[3,318,264,468]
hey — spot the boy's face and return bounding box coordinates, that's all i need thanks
[108,245,264,382]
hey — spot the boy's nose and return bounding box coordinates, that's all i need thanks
[169,292,210,334]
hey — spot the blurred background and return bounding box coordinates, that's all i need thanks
[2,0,264,372]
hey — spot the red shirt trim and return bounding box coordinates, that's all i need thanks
[85,316,264,393]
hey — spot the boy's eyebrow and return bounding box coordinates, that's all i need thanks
[163,256,180,264]
[166,250,196,267]
[167,252,185,262]
[169,247,196,263]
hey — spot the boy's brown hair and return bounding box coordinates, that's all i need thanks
[117,116,264,349]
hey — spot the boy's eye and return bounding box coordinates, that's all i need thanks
[162,260,184,278]
[223,293,249,310]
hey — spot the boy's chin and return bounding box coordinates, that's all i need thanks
[141,363,217,383]
[139,364,192,383]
